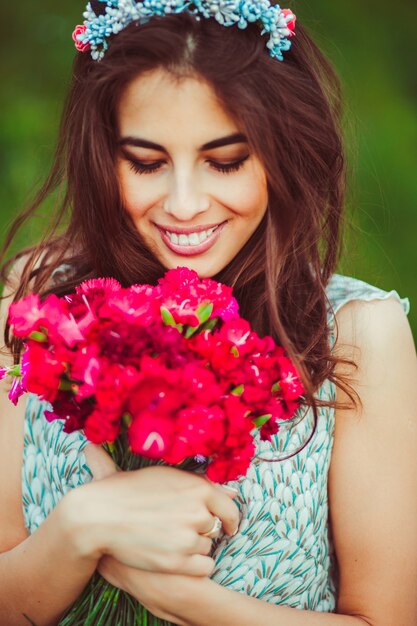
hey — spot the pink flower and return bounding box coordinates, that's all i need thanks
[22,342,66,402]
[155,267,239,325]
[72,25,90,53]
[46,391,94,432]
[8,294,43,336]
[3,265,305,484]
[259,417,279,441]
[8,377,26,406]
[70,344,103,400]
[179,363,223,405]
[84,408,121,444]
[276,357,304,400]
[90,363,140,412]
[128,411,175,458]
[128,377,183,418]
[100,286,155,327]
[207,439,255,483]
[76,277,122,295]
[170,406,226,460]
[281,9,296,36]
[8,293,84,347]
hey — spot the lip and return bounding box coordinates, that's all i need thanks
[156,221,227,257]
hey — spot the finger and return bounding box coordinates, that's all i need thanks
[214,483,240,499]
[83,443,119,480]
[202,475,239,499]
[206,489,240,536]
[193,535,213,556]
[179,554,215,577]
[200,515,222,539]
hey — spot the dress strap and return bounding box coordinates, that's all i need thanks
[325,273,410,320]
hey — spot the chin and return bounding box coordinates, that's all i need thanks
[162,255,228,278]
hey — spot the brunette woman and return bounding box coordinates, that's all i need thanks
[1,2,416,625]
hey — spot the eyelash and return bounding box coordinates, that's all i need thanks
[127,155,249,176]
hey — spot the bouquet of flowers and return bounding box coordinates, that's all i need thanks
[1,267,304,625]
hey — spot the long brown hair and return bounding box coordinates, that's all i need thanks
[0,11,355,408]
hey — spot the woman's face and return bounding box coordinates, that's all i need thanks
[116,68,268,277]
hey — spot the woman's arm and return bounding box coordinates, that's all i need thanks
[101,296,417,626]
[0,265,101,625]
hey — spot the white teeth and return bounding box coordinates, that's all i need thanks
[188,233,200,245]
[164,226,219,246]
[178,234,189,246]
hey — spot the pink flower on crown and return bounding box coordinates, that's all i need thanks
[72,25,90,53]
[281,9,296,36]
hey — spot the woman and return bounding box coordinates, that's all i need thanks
[1,2,416,624]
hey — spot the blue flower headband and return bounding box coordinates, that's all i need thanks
[72,0,296,62]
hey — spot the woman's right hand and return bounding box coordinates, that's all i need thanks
[61,452,240,577]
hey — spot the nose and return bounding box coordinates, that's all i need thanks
[163,168,210,222]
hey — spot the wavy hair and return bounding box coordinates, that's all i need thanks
[0,10,355,410]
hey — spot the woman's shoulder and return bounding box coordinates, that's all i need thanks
[325,273,410,320]
[328,274,414,380]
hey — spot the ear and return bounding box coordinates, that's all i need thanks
[90,0,109,17]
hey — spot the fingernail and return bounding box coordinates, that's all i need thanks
[231,526,239,537]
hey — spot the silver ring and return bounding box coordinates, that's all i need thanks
[201,516,222,538]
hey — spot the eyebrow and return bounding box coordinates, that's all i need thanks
[118,132,247,152]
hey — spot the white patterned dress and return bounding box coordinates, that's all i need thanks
[21,274,410,613]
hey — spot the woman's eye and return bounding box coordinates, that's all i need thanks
[208,155,250,174]
[126,155,250,175]
[127,159,164,175]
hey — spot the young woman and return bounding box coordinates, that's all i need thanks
[1,2,416,625]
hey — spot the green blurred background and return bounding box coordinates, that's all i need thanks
[1,1,416,335]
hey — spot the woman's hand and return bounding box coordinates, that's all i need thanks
[64,444,239,577]
[97,554,207,625]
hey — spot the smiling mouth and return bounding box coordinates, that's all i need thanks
[155,221,227,256]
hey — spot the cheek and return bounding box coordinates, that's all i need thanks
[117,165,156,218]
[216,168,268,218]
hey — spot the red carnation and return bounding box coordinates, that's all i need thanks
[2,266,304,484]
[128,411,175,458]
[22,342,66,402]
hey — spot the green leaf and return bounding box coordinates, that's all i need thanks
[200,317,220,332]
[160,306,176,327]
[59,379,74,391]
[29,330,47,342]
[272,382,281,394]
[106,441,116,455]
[196,302,213,325]
[231,384,244,396]
[8,364,21,377]
[253,414,272,428]
[184,324,199,339]
[122,413,132,428]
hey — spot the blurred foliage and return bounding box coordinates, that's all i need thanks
[1,1,416,335]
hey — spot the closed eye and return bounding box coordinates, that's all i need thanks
[126,155,250,176]
[208,155,249,174]
[127,159,164,175]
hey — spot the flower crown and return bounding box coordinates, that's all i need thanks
[73,0,296,62]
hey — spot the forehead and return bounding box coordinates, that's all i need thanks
[117,68,240,147]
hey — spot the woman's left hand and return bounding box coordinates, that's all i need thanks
[98,554,211,625]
